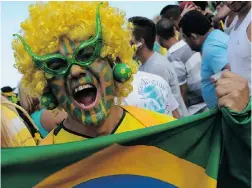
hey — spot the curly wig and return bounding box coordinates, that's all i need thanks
[12,1,137,101]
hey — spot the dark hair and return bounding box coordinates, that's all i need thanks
[179,10,211,37]
[1,86,15,93]
[156,18,175,40]
[160,5,181,21]
[128,16,156,50]
[193,1,208,11]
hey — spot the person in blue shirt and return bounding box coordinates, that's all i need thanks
[18,82,67,138]
[179,10,230,109]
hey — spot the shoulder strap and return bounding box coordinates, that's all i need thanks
[120,106,162,127]
[244,9,252,25]
[39,131,54,145]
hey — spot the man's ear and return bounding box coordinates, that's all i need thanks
[138,38,145,49]
[191,33,198,40]
[173,26,177,34]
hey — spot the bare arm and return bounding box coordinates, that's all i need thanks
[180,83,188,106]
[247,22,251,42]
[40,110,67,132]
[172,109,180,119]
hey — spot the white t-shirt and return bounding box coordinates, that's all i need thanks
[123,71,179,116]
[139,52,188,117]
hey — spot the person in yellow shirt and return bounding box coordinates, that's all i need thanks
[1,96,41,147]
[1,86,19,104]
[12,2,176,145]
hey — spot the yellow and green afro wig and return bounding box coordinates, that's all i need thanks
[12,1,138,100]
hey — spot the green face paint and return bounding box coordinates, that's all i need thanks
[14,2,117,127]
[50,58,115,126]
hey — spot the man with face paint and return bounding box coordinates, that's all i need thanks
[13,2,176,145]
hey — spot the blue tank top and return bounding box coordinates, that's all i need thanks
[31,108,48,138]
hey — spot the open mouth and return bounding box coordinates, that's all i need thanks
[73,84,98,109]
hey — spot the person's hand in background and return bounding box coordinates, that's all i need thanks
[180,4,197,18]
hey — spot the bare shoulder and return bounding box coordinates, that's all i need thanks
[246,21,251,42]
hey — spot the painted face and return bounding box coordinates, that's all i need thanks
[130,37,143,60]
[49,38,115,126]
[227,1,250,12]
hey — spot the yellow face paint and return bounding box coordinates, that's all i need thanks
[50,38,116,126]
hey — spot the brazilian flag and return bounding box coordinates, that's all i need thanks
[2,102,251,188]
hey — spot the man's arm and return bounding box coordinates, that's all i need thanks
[172,109,180,119]
[215,71,251,187]
[215,71,249,112]
[168,60,188,105]
[247,22,251,42]
[180,83,188,106]
[41,110,67,132]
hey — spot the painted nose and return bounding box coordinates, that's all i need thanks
[70,64,86,79]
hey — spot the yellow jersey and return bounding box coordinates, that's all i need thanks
[1,103,36,147]
[42,107,176,145]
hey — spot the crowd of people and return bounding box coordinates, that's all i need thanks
[1,1,251,149]
[1,2,251,187]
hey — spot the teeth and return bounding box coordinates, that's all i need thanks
[74,84,93,93]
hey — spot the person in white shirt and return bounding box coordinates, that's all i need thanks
[128,16,188,117]
[123,71,180,118]
[227,1,251,94]
[156,18,207,115]
[212,2,238,35]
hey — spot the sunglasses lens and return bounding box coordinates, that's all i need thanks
[46,58,68,71]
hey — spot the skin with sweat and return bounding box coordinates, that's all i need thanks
[49,38,123,136]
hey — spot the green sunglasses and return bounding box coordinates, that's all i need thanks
[13,2,103,77]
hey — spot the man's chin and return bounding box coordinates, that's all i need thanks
[78,110,107,127]
[191,46,201,52]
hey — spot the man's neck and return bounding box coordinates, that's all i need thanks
[200,28,214,52]
[63,105,124,137]
[203,28,214,41]
[138,49,154,65]
[165,37,178,50]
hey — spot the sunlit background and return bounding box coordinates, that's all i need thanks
[1,1,177,88]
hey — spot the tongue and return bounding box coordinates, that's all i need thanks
[81,96,94,106]
[79,91,96,106]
